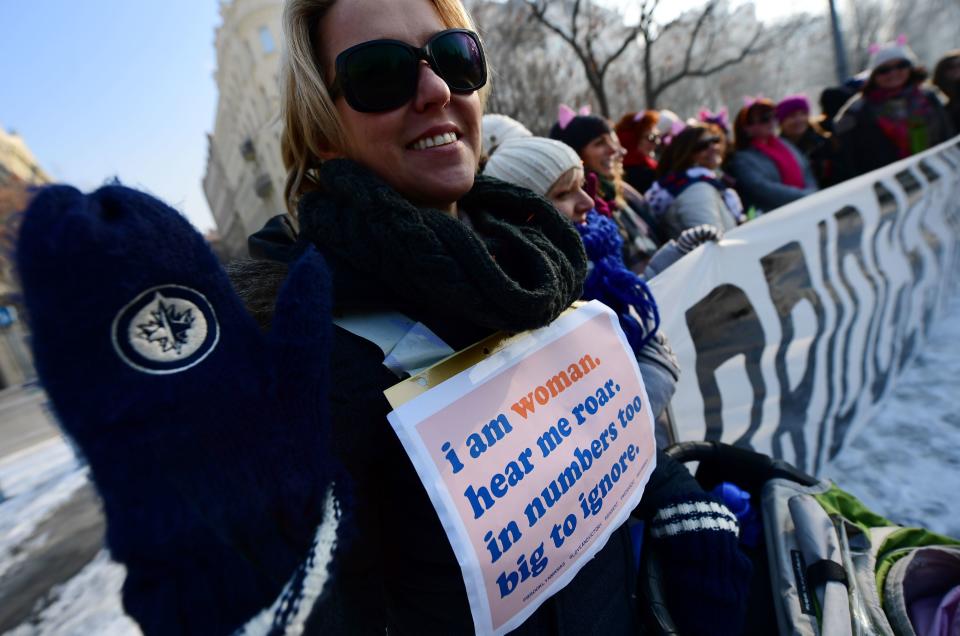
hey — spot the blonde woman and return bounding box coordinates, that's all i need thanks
[229,0,750,633]
[238,1,599,633]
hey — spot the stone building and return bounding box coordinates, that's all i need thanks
[0,126,50,388]
[203,0,286,261]
[0,127,51,186]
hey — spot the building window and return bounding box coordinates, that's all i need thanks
[258,26,275,54]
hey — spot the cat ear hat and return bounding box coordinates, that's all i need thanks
[549,104,612,155]
[868,35,919,73]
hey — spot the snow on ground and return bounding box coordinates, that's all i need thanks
[825,293,960,538]
[4,552,139,636]
[0,440,86,580]
[0,438,139,636]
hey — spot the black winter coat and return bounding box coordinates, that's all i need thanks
[833,86,954,180]
[228,173,702,635]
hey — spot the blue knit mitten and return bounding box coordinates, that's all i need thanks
[17,185,341,635]
[649,493,752,635]
[636,452,752,636]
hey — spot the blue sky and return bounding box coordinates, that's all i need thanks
[1,1,220,231]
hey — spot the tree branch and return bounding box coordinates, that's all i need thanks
[600,25,642,76]
[653,22,766,101]
[571,0,582,43]
[680,1,716,76]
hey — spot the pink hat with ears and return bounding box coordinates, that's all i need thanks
[868,35,919,72]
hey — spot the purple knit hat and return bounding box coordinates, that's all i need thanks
[775,95,811,123]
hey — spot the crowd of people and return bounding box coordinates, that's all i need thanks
[14,0,960,634]
[482,39,959,273]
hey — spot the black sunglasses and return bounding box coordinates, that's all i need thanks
[874,60,912,76]
[328,29,487,113]
[749,112,775,124]
[694,135,722,151]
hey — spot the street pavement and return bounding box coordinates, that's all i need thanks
[0,385,107,633]
[0,384,60,461]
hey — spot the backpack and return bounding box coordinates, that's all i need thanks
[640,441,960,635]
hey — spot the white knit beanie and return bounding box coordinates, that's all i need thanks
[482,137,582,197]
[655,110,681,136]
[481,114,533,156]
[869,37,919,72]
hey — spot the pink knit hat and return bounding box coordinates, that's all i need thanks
[775,95,811,123]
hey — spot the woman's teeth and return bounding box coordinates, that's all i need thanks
[411,132,458,151]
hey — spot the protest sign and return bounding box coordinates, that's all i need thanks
[387,300,656,635]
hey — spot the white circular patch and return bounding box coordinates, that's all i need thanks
[112,285,219,375]
[127,294,208,361]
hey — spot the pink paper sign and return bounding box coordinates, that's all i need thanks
[388,301,657,635]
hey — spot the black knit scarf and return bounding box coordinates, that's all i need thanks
[296,159,587,332]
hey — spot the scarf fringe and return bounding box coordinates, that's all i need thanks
[577,212,660,352]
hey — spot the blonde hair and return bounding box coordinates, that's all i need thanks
[280,0,483,214]
[546,166,584,199]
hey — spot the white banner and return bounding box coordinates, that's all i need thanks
[649,137,960,475]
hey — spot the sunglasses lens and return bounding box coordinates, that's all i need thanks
[430,31,486,92]
[343,43,418,112]
[336,30,485,112]
[876,60,911,76]
[696,137,720,151]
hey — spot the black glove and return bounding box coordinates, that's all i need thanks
[17,185,341,635]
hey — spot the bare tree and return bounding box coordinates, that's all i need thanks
[890,0,960,66]
[637,0,808,108]
[470,0,592,133]
[523,0,642,117]
[843,0,885,73]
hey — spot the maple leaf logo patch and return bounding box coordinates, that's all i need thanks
[112,285,219,374]
[135,298,196,354]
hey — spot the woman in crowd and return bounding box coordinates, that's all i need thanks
[483,134,725,332]
[776,94,836,187]
[933,50,960,132]
[229,0,751,633]
[817,86,855,135]
[614,110,660,194]
[645,124,744,240]
[727,98,818,213]
[698,109,736,183]
[549,111,661,270]
[833,39,954,179]
[698,108,731,148]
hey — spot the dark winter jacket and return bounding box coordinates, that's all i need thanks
[782,126,837,187]
[588,172,661,272]
[948,98,960,133]
[623,163,658,196]
[726,140,818,214]
[229,160,747,635]
[833,85,955,180]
